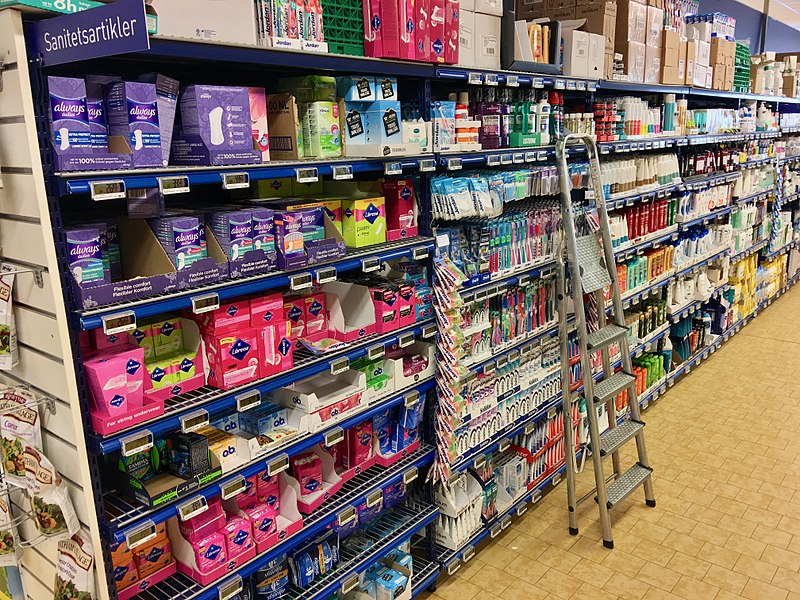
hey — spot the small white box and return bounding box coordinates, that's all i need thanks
[562,29,590,78]
[150,0,258,45]
[587,33,605,79]
[474,13,501,69]
[686,21,712,44]
[458,9,476,67]
[460,0,475,13]
[474,0,502,16]
[697,39,711,67]
[693,63,708,88]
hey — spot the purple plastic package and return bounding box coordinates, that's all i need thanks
[47,76,92,153]
[106,81,163,167]
[210,210,254,260]
[65,227,109,287]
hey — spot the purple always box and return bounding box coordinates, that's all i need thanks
[273,208,346,271]
[171,85,261,166]
[71,219,227,310]
[106,81,164,168]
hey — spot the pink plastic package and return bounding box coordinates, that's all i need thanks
[429,0,446,63]
[179,497,225,544]
[284,297,306,339]
[84,347,145,417]
[91,329,130,351]
[249,87,270,162]
[291,451,323,498]
[363,0,383,57]
[243,503,278,544]
[303,294,328,340]
[343,420,373,469]
[196,300,251,335]
[249,293,284,327]
[204,328,261,390]
[256,322,294,379]
[415,0,430,62]
[257,472,281,512]
[444,0,459,64]
[222,516,254,560]
[190,531,227,574]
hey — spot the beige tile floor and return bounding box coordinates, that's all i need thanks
[420,286,800,600]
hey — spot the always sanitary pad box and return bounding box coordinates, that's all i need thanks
[149,0,258,45]
[172,85,261,166]
[106,81,163,168]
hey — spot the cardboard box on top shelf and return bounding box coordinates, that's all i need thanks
[661,31,687,85]
[784,73,798,97]
[475,0,503,15]
[605,50,615,79]
[461,0,475,12]
[562,28,591,78]
[645,5,663,48]
[711,37,735,67]
[619,41,646,82]
[459,9,476,67]
[697,39,711,67]
[148,0,258,45]
[686,20,712,43]
[546,6,576,19]
[587,32,605,78]
[474,12,502,69]
[647,0,663,7]
[693,63,709,88]
[645,43,661,83]
[572,0,617,55]
[616,0,647,48]
[685,39,696,85]
[515,0,545,21]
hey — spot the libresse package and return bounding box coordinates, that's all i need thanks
[341,197,386,247]
[249,87,271,161]
[84,347,145,417]
[204,329,261,390]
[291,451,323,498]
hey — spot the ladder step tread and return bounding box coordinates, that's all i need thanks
[596,419,644,456]
[576,235,612,294]
[593,372,636,403]
[586,324,628,351]
[604,463,653,509]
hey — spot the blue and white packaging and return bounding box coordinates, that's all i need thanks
[105,81,163,167]
[210,412,241,434]
[376,77,398,100]
[373,408,394,455]
[342,100,403,146]
[211,209,255,260]
[375,568,409,600]
[337,76,376,101]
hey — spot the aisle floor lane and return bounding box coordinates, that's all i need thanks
[420,284,800,600]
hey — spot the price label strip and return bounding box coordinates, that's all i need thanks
[191,293,220,315]
[90,180,126,201]
[181,410,209,433]
[178,495,209,522]
[158,175,190,195]
[221,172,250,190]
[102,311,136,336]
[267,453,290,476]
[236,390,261,413]
[332,165,353,180]
[220,476,247,500]
[295,167,319,183]
[125,520,157,550]
[119,430,154,458]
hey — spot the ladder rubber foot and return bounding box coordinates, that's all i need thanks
[603,540,614,549]
[569,527,579,536]
[646,499,657,507]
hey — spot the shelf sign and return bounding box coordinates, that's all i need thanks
[446,559,461,575]
[490,524,502,538]
[289,273,313,291]
[218,576,243,600]
[403,467,418,484]
[330,357,350,376]
[315,267,337,284]
[413,246,430,260]
[384,162,402,176]
[90,180,126,201]
[267,453,290,476]
[324,427,344,446]
[337,506,357,527]
[462,545,475,561]
[404,391,420,408]
[178,495,208,522]
[366,489,383,507]
[447,157,463,171]
[220,476,247,500]
[468,72,483,85]
[158,175,190,195]
[295,167,318,183]
[125,520,157,550]
[368,344,385,360]
[506,75,519,87]
[235,390,261,413]
[398,332,415,347]
[28,0,150,66]
[362,257,380,272]
[341,574,360,595]
[419,159,436,173]
[516,503,528,517]
[332,165,353,180]
[221,172,250,190]
[191,293,220,315]
[533,77,545,88]
[180,409,209,433]
[102,311,136,336]
[485,73,499,86]
[119,430,153,457]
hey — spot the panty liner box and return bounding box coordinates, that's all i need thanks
[85,346,145,417]
[204,328,261,390]
[258,323,294,378]
[106,81,163,168]
[172,85,261,166]
[139,73,180,167]
[148,0,258,45]
[342,197,387,248]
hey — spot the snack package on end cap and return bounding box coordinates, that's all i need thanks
[0,386,42,490]
[54,534,95,600]
[0,267,18,370]
[25,447,79,541]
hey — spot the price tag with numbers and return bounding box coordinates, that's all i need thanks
[90,180,126,201]
[158,175,190,195]
[419,159,436,172]
[181,410,209,433]
[448,157,463,170]
[236,390,261,413]
[222,172,250,190]
[487,155,501,166]
[468,72,483,85]
[220,476,247,500]
[125,521,158,550]
[533,77,545,88]
[191,293,220,315]
[384,162,403,176]
[178,495,208,522]
[267,453,290,476]
[120,431,154,458]
[102,311,136,336]
[506,75,519,87]
[332,165,353,180]
[218,576,243,600]
[295,167,319,183]
[485,73,499,86]
[555,79,565,90]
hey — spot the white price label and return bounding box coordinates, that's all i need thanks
[236,390,261,413]
[120,431,154,458]
[295,167,319,183]
[331,357,350,375]
[218,576,243,600]
[332,165,354,180]
[158,176,190,195]
[191,293,220,315]
[384,162,403,176]
[485,73,499,86]
[222,172,250,190]
[220,476,247,500]
[468,72,483,85]
[90,180,126,201]
[125,521,157,549]
[181,410,209,433]
[267,453,290,476]
[325,427,345,446]
[316,267,337,284]
[290,273,313,291]
[506,75,519,87]
[102,311,136,336]
[178,495,208,522]
[448,157,463,170]
[419,159,436,172]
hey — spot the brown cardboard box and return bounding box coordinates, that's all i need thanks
[546,6,575,18]
[710,37,735,70]
[619,40,646,82]
[647,0,663,7]
[645,43,661,82]
[615,0,647,49]
[662,30,680,67]
[516,0,545,20]
[784,73,798,97]
[574,0,617,54]
[685,39,696,85]
[605,50,615,79]
[544,0,576,10]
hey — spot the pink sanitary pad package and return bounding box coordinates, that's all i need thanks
[84,347,145,416]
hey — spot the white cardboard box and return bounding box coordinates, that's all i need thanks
[150,0,258,46]
[562,29,590,78]
[474,12,502,69]
[697,39,711,67]
[474,0,502,16]
[460,0,475,13]
[587,33,605,79]
[693,63,709,88]
[458,9,477,68]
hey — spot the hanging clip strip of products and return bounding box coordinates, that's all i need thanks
[430,253,468,484]
[770,164,785,253]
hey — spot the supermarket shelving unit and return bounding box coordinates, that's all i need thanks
[3,3,800,597]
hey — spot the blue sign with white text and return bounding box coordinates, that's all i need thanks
[28,0,149,66]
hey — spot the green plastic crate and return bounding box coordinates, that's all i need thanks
[321,0,365,56]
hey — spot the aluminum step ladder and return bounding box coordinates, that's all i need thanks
[555,133,656,549]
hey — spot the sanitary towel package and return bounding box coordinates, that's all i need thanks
[105,81,163,167]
